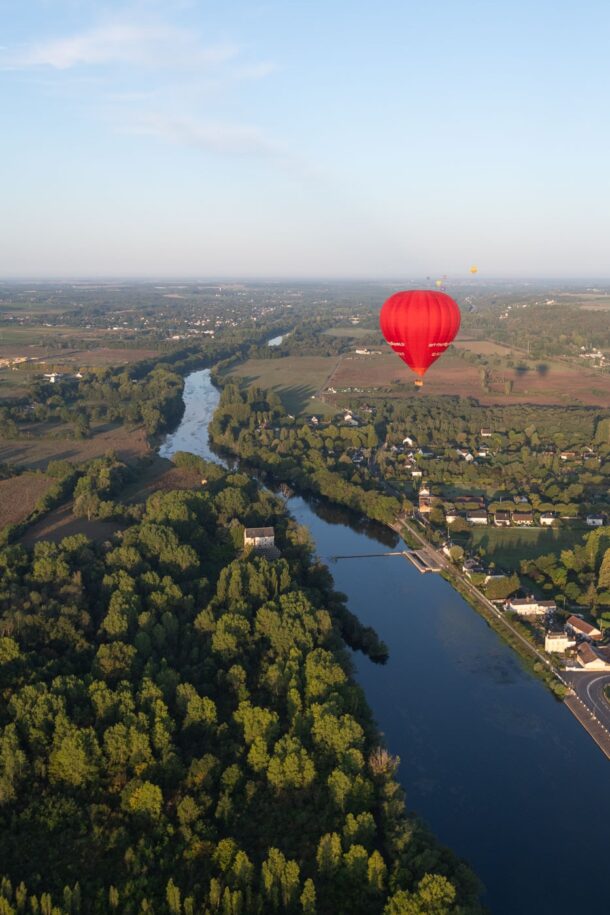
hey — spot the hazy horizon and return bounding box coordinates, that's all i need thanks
[2,1,610,278]
[1,275,610,285]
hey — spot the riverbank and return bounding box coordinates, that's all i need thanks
[391,517,569,699]
[208,389,571,702]
[156,366,610,915]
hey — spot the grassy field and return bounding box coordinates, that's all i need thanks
[0,422,149,471]
[20,504,124,547]
[453,339,521,357]
[0,472,54,528]
[225,355,340,414]
[559,293,610,309]
[0,326,82,344]
[469,526,585,570]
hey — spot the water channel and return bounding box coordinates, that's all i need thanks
[160,367,610,915]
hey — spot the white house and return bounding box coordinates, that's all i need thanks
[586,515,605,527]
[545,631,576,654]
[402,436,415,447]
[505,598,556,616]
[539,513,557,526]
[467,509,488,525]
[43,372,63,384]
[480,428,492,437]
[494,510,512,527]
[445,511,460,525]
[244,527,276,551]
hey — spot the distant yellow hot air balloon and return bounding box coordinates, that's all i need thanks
[469,265,478,275]
[435,279,443,288]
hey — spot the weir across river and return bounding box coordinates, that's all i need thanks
[328,549,441,573]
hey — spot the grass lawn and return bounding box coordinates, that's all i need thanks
[0,326,78,344]
[469,526,586,570]
[224,355,340,415]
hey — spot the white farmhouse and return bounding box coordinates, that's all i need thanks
[506,598,556,617]
[244,527,276,551]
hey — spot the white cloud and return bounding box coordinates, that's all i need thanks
[0,13,297,171]
[235,61,278,81]
[132,114,283,157]
[2,23,239,71]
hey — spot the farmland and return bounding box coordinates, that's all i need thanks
[0,422,148,471]
[329,349,610,407]
[223,343,610,413]
[452,339,521,357]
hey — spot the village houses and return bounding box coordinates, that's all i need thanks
[566,615,602,641]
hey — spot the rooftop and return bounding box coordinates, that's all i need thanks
[567,615,600,635]
[244,527,275,538]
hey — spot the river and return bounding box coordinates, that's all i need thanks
[160,369,610,915]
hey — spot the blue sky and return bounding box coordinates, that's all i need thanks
[1,0,609,278]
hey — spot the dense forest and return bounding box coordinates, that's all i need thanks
[0,458,481,914]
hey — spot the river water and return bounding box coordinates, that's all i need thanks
[160,369,610,915]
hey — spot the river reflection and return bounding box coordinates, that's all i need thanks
[160,369,610,915]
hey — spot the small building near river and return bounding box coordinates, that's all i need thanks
[244,527,278,556]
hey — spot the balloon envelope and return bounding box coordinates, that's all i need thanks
[379,289,461,378]
[470,265,478,274]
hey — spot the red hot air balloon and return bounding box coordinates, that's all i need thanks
[379,289,461,387]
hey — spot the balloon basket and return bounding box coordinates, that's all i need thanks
[414,380,424,388]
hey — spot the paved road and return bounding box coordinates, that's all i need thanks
[564,671,610,732]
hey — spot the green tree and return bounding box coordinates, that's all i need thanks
[598,548,610,591]
[122,780,163,819]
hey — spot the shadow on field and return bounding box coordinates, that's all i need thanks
[276,384,317,414]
